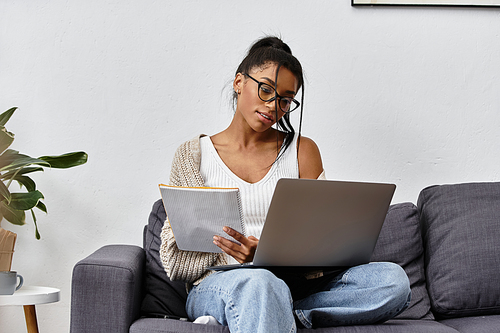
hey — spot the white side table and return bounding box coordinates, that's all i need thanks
[0,286,60,333]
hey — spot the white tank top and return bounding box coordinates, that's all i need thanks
[199,135,299,263]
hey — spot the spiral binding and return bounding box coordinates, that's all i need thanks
[236,190,247,237]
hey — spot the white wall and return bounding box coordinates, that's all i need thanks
[1,1,499,331]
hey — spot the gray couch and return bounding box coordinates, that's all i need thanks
[70,182,500,332]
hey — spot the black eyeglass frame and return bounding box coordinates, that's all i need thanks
[243,73,300,113]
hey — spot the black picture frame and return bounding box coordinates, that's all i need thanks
[352,0,500,7]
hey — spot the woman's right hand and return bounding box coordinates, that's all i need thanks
[213,227,259,263]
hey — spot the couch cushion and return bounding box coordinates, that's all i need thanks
[141,199,189,318]
[418,182,500,319]
[131,317,230,333]
[130,318,458,333]
[299,320,460,333]
[371,203,434,320]
[439,315,500,333]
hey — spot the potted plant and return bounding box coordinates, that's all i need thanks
[0,107,88,240]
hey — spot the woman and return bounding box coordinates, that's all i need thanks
[160,36,411,332]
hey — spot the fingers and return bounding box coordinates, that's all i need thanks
[212,236,238,256]
[212,236,247,263]
[213,227,258,264]
[222,227,247,244]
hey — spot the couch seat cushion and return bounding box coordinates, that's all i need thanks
[299,320,459,332]
[439,314,500,333]
[418,182,500,319]
[130,318,458,333]
[130,318,230,333]
[371,203,433,320]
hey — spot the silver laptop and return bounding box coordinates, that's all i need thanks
[209,178,395,270]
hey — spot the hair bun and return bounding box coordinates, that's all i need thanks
[248,36,292,55]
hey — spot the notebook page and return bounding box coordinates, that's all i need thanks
[159,185,245,253]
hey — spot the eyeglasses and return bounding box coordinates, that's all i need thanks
[243,74,300,113]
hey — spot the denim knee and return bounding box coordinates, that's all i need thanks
[187,269,296,332]
[232,269,291,298]
[373,262,411,312]
[380,263,410,294]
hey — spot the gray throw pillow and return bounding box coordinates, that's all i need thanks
[371,202,434,320]
[418,182,500,319]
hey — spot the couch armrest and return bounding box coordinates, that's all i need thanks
[70,245,146,333]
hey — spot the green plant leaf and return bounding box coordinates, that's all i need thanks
[0,107,17,127]
[14,175,36,192]
[9,191,44,211]
[0,180,11,203]
[0,126,15,154]
[38,151,88,169]
[36,200,47,213]
[1,167,44,181]
[0,201,25,225]
[30,209,41,240]
[0,149,50,171]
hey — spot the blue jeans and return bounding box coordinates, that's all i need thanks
[186,262,411,333]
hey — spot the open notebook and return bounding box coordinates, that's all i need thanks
[159,184,246,253]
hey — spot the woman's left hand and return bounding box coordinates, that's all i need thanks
[213,227,259,263]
